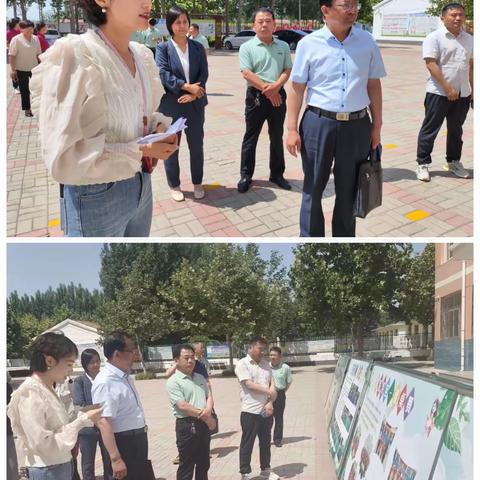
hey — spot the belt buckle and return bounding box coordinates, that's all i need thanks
[336,112,350,121]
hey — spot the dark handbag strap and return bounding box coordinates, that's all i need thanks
[369,144,382,164]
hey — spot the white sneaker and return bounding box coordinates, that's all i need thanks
[240,474,255,480]
[170,187,185,202]
[443,160,470,178]
[260,469,280,480]
[194,184,205,199]
[416,164,430,182]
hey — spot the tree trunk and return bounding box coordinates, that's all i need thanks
[202,0,206,14]
[225,0,229,36]
[226,332,234,371]
[19,0,27,20]
[69,0,75,33]
[135,333,147,373]
[13,0,18,18]
[236,0,242,32]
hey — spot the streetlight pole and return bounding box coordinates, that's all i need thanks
[299,0,302,26]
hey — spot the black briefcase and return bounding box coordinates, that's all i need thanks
[354,144,383,218]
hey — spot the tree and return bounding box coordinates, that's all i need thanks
[290,244,413,353]
[395,244,435,328]
[164,244,271,369]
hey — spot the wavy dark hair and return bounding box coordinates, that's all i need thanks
[77,0,107,27]
[29,332,78,373]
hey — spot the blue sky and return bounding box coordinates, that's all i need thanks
[7,243,426,296]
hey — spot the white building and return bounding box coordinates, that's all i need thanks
[44,319,105,363]
[373,0,440,42]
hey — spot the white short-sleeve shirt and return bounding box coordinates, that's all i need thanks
[235,354,272,414]
[8,33,41,71]
[423,25,473,97]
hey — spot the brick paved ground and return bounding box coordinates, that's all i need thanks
[6,44,473,237]
[83,365,336,480]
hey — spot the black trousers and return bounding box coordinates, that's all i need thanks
[148,46,156,59]
[299,109,372,237]
[240,87,286,179]
[16,70,32,111]
[272,390,286,442]
[176,417,211,480]
[239,411,273,474]
[416,92,471,164]
[114,430,148,480]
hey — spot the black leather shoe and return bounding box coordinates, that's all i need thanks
[274,440,282,447]
[237,176,252,193]
[269,176,291,190]
[25,111,34,118]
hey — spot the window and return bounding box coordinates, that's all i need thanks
[441,291,461,338]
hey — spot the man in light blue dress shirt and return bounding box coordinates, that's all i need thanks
[286,0,386,237]
[92,332,148,480]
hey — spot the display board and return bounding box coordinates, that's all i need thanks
[325,355,351,425]
[341,365,456,480]
[328,358,371,474]
[206,344,230,359]
[147,345,173,360]
[431,394,473,480]
[381,12,438,37]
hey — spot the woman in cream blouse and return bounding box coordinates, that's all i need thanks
[7,332,103,480]
[30,0,177,237]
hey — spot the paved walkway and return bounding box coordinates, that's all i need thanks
[84,365,336,480]
[7,44,473,237]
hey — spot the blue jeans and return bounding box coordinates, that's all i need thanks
[28,461,72,480]
[61,172,152,237]
[79,432,113,480]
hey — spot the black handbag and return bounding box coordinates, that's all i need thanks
[210,409,219,435]
[354,144,383,218]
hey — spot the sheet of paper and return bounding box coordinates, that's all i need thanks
[137,117,188,144]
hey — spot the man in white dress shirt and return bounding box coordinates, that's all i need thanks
[415,3,473,182]
[92,332,148,480]
[235,336,279,480]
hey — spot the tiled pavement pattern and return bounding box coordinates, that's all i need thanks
[7,44,472,237]
[85,365,336,480]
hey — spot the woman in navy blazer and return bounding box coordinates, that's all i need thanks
[156,6,209,201]
[73,349,113,480]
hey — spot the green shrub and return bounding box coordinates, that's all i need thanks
[135,371,157,380]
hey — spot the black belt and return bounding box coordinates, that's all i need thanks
[176,416,200,423]
[307,106,368,121]
[115,426,147,436]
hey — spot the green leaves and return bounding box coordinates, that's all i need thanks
[443,417,461,453]
[434,390,456,431]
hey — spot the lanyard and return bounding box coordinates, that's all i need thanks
[95,29,149,137]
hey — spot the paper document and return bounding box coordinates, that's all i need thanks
[137,117,188,144]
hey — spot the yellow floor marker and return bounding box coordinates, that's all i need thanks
[384,144,398,149]
[405,210,430,222]
[48,218,60,227]
[204,182,222,191]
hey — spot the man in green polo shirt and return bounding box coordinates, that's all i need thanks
[144,18,162,58]
[238,6,293,194]
[269,346,292,447]
[189,23,210,55]
[166,344,216,480]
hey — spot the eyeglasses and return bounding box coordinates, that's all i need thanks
[335,2,361,11]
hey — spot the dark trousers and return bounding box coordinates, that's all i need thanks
[16,70,32,111]
[79,432,113,480]
[299,109,372,237]
[416,92,471,164]
[114,430,149,480]
[272,390,286,442]
[175,417,211,480]
[164,107,205,188]
[240,87,286,179]
[148,46,156,58]
[239,412,274,474]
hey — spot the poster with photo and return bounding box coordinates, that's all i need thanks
[432,394,473,480]
[325,355,350,424]
[328,358,371,474]
[341,366,456,480]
